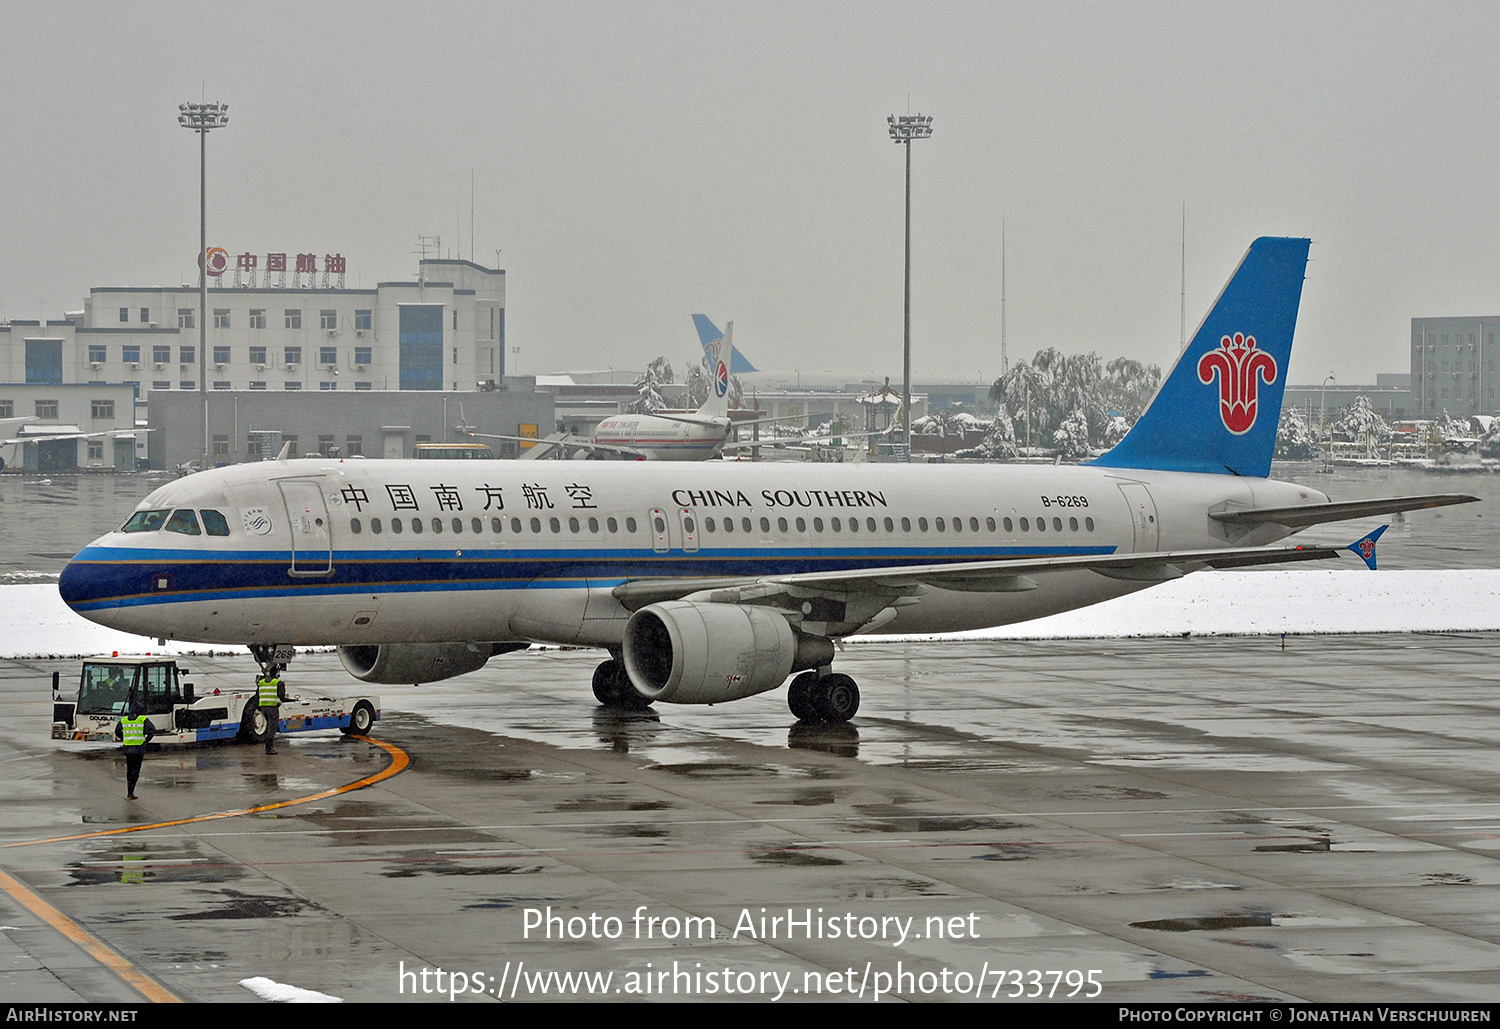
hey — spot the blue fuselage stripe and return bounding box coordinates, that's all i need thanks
[60,544,1116,610]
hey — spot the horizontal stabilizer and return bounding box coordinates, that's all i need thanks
[1209,493,1477,529]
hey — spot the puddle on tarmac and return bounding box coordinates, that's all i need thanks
[67,841,248,886]
[749,847,844,867]
[552,797,672,813]
[1253,838,1331,853]
[583,822,671,839]
[382,859,547,879]
[168,889,323,920]
[1132,913,1275,931]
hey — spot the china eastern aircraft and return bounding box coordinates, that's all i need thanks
[59,238,1475,723]
[514,317,749,461]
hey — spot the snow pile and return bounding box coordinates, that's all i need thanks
[8,569,1500,661]
[238,976,341,1003]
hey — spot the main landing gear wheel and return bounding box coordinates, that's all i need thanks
[787,672,860,724]
[592,659,653,711]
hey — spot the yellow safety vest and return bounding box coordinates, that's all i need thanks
[121,715,147,746]
[258,677,281,706]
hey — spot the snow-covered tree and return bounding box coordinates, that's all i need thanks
[954,411,1018,460]
[1275,406,1316,460]
[1333,394,1391,443]
[627,356,675,414]
[1052,408,1092,459]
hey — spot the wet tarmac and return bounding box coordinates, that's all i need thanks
[5,633,1500,1003]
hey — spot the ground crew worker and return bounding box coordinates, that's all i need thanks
[114,701,157,799]
[257,667,287,754]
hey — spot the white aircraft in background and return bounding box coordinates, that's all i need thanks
[60,238,1475,723]
[500,319,754,461]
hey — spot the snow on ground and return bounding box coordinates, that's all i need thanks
[9,569,1500,660]
[238,976,342,1003]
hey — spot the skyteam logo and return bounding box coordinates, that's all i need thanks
[1197,332,1277,435]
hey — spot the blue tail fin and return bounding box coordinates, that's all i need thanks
[1090,236,1310,477]
[692,314,758,374]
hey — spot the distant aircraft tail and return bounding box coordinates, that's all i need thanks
[1091,236,1310,478]
[692,314,758,374]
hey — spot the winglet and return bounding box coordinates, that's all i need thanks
[1346,524,1388,570]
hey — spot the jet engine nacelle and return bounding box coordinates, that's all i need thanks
[337,642,528,685]
[623,601,834,704]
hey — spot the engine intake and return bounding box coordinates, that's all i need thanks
[338,642,527,685]
[623,602,833,704]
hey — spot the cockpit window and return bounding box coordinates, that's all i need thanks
[121,509,169,533]
[200,510,230,537]
[164,509,201,535]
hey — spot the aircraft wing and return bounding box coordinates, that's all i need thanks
[0,428,143,446]
[612,542,1343,617]
[1209,493,1477,529]
[468,430,649,461]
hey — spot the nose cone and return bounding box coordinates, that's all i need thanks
[58,539,118,627]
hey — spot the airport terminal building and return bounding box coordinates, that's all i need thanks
[0,255,555,468]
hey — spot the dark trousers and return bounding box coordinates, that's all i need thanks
[124,748,144,794]
[263,705,279,752]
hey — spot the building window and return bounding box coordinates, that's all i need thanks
[214,309,230,329]
[320,310,336,330]
[119,307,129,323]
[122,345,140,364]
[249,346,267,365]
[153,345,171,364]
[180,381,196,390]
[354,381,372,390]
[152,381,171,391]
[87,440,104,461]
[285,309,301,329]
[354,346,371,365]
[0,402,11,418]
[319,346,337,364]
[249,381,266,391]
[284,346,302,365]
[399,304,443,390]
[140,307,149,323]
[285,381,302,390]
[346,434,363,456]
[320,381,338,390]
[212,435,230,456]
[91,399,114,419]
[213,345,231,363]
[179,346,195,364]
[283,435,298,457]
[318,435,335,454]
[87,344,107,363]
[178,308,194,329]
[25,340,62,384]
[355,309,371,330]
[213,381,231,390]
[249,309,266,329]
[35,400,58,419]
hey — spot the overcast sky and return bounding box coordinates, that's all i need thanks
[4,1,1498,387]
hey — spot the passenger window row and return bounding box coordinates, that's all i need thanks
[697,514,1096,535]
[349,515,640,536]
[345,512,1097,539]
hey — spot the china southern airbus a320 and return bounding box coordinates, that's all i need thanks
[60,238,1472,723]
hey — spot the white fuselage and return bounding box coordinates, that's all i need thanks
[60,458,1327,649]
[592,414,729,460]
